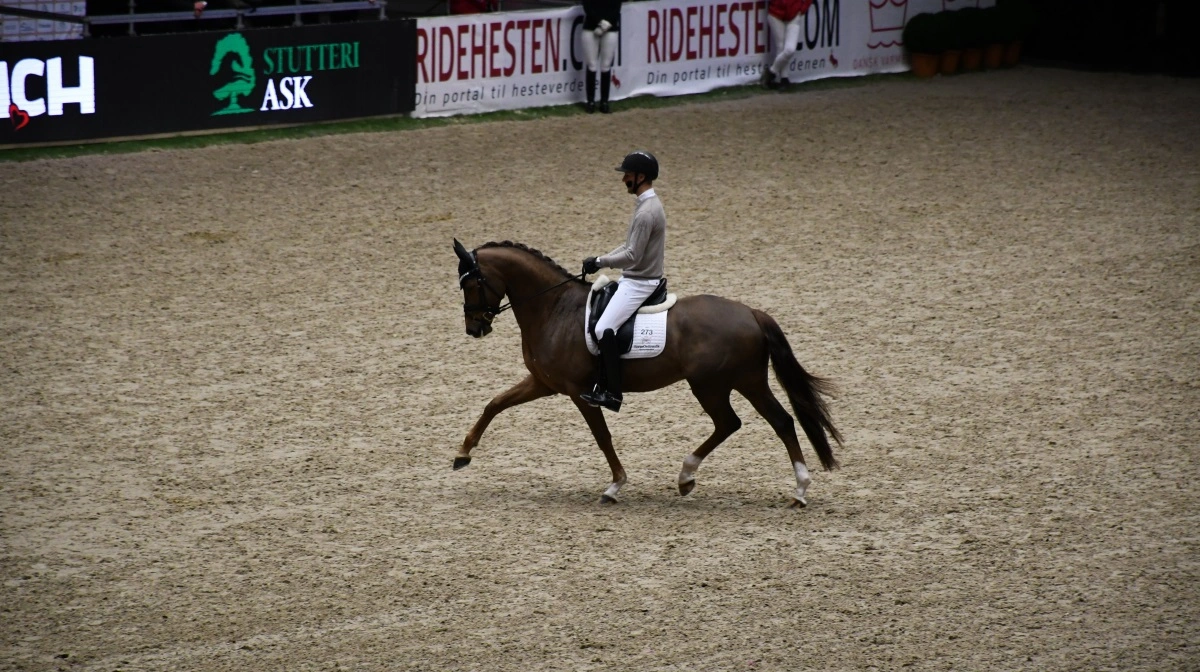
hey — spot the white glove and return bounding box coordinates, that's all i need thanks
[594,19,611,36]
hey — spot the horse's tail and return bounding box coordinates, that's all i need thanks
[753,310,842,471]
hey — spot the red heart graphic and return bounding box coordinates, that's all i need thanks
[9,103,29,131]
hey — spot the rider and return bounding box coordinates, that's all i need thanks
[580,150,666,413]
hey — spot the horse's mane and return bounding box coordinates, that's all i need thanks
[477,241,588,285]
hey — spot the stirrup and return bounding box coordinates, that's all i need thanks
[580,385,606,407]
[580,386,622,412]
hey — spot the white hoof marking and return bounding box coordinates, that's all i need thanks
[793,461,812,503]
[678,454,702,486]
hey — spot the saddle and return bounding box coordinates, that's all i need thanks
[587,277,670,355]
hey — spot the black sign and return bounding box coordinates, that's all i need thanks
[1,20,416,145]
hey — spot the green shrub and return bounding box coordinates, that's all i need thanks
[995,0,1038,42]
[976,6,1005,45]
[956,7,987,50]
[902,12,942,54]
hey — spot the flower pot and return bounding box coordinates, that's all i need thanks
[1003,40,1022,67]
[910,52,940,78]
[961,47,983,71]
[939,49,962,75]
[984,43,1005,69]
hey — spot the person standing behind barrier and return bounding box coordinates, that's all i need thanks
[450,0,492,14]
[581,0,621,113]
[761,0,814,89]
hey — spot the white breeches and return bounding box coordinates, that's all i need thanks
[594,277,662,338]
[768,14,803,77]
[581,30,619,73]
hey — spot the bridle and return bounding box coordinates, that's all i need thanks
[458,252,507,324]
[458,248,584,325]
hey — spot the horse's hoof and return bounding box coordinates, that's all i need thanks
[678,480,695,497]
[789,497,808,509]
[599,494,619,505]
[452,457,472,470]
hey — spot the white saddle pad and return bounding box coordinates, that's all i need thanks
[583,275,676,359]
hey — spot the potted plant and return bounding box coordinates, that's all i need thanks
[956,7,986,71]
[936,11,964,75]
[979,5,1006,68]
[995,0,1037,66]
[902,12,943,78]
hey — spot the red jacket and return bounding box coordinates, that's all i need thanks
[449,0,491,13]
[768,0,814,22]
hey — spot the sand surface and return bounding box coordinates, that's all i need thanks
[2,67,1198,671]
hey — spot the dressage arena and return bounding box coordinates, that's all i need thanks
[2,67,1198,671]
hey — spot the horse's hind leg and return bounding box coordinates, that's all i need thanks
[456,374,555,469]
[738,376,812,507]
[572,398,626,504]
[678,383,742,496]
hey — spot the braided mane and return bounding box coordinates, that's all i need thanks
[477,241,588,284]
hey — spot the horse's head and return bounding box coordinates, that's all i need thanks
[454,239,504,338]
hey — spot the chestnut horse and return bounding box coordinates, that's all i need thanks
[453,240,842,507]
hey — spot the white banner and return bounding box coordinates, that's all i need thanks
[414,6,593,117]
[413,0,992,118]
[0,0,85,42]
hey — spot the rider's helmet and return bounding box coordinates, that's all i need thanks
[614,151,659,182]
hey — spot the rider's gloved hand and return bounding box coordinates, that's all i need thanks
[582,257,600,274]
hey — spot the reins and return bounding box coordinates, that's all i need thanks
[460,262,584,322]
[493,272,586,315]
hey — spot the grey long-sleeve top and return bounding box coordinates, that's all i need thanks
[597,188,666,279]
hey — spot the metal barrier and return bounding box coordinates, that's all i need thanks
[0,0,580,39]
[0,0,387,37]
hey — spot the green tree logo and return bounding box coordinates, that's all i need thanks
[210,33,256,115]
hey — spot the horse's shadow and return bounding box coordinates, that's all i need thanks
[458,473,820,518]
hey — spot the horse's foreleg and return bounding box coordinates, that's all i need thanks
[679,383,742,497]
[739,377,811,507]
[572,398,626,504]
[455,375,555,470]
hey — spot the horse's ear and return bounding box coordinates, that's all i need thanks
[453,238,471,262]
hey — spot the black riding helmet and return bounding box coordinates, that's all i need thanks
[615,151,659,182]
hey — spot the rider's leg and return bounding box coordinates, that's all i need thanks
[581,279,658,410]
[581,328,623,411]
[598,328,623,410]
[593,278,660,339]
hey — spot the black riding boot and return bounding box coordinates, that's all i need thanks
[585,69,597,113]
[599,71,612,113]
[580,329,623,412]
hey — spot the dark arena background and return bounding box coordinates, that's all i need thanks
[2,0,1198,670]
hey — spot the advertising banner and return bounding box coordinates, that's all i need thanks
[414,6,597,118]
[1,20,416,145]
[412,0,991,118]
[1,0,86,42]
[618,0,990,99]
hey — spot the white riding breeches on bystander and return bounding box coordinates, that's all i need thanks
[768,14,803,77]
[594,277,662,339]
[581,30,619,73]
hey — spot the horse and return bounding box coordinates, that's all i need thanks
[452,239,843,507]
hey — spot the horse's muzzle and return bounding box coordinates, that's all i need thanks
[466,321,493,338]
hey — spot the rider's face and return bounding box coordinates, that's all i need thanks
[623,171,639,193]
